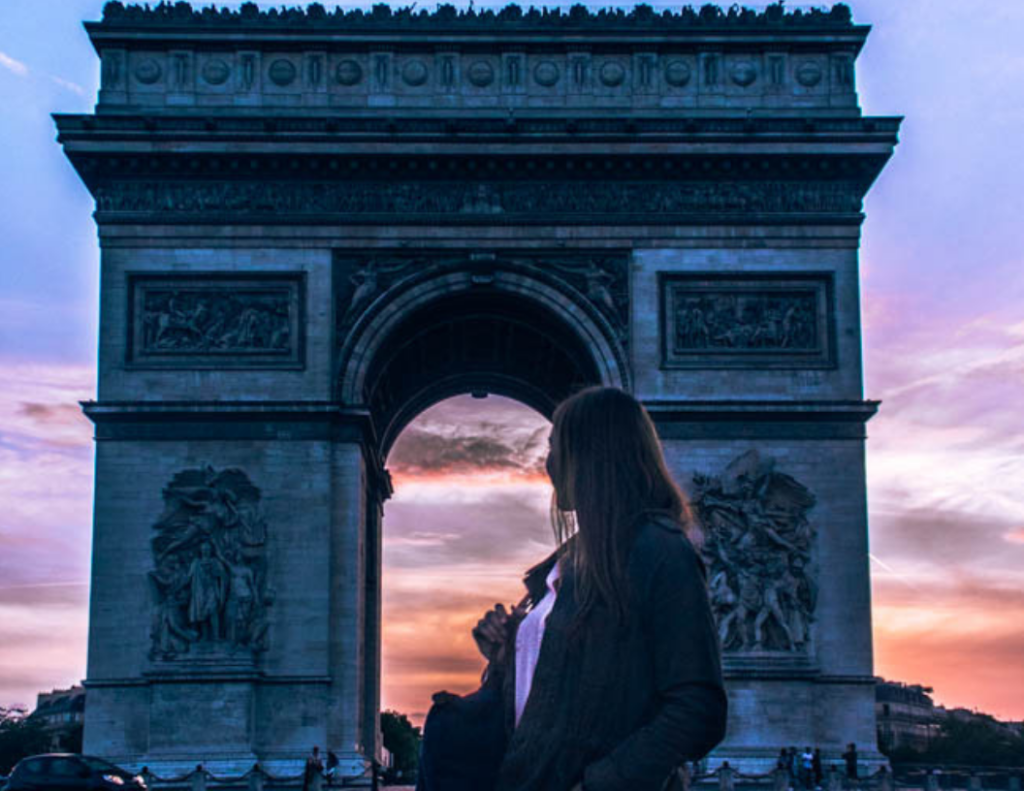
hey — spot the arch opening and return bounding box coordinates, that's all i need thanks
[380,394,556,735]
[364,288,604,457]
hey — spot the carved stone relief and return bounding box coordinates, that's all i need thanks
[660,273,835,369]
[127,273,305,369]
[147,465,275,661]
[692,450,818,654]
[97,180,862,220]
[334,252,629,351]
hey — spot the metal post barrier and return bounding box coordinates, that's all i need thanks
[828,765,844,791]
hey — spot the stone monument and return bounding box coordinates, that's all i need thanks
[55,0,900,779]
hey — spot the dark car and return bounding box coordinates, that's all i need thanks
[3,754,145,791]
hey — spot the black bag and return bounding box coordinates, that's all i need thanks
[415,593,530,791]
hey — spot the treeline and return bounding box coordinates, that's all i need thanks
[884,715,1024,768]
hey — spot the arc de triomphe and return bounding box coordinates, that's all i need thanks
[55,1,900,780]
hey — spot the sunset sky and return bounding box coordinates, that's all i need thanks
[1,0,1023,729]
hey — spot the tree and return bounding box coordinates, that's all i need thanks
[380,709,421,784]
[882,713,1024,768]
[0,706,51,775]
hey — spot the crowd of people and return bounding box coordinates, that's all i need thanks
[297,741,862,789]
[775,743,862,790]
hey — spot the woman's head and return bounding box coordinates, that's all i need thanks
[546,385,690,528]
[543,385,698,632]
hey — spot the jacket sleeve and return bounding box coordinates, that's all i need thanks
[581,533,729,791]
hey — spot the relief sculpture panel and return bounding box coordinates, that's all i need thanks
[147,465,275,662]
[660,273,834,368]
[127,272,305,369]
[692,450,818,655]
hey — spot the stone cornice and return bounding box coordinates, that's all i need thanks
[646,399,880,440]
[55,112,901,141]
[644,398,880,421]
[53,113,901,203]
[93,2,861,34]
[80,399,394,494]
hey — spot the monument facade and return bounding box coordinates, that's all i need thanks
[55,0,900,779]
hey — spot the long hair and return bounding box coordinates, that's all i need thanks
[546,386,700,639]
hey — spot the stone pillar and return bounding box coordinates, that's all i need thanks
[327,439,370,770]
[362,480,387,764]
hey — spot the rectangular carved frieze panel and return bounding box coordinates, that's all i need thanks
[126,272,306,369]
[659,273,835,369]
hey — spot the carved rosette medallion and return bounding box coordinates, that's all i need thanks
[126,272,306,369]
[692,450,818,655]
[147,465,275,662]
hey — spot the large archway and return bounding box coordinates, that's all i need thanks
[64,1,898,781]
[347,269,614,763]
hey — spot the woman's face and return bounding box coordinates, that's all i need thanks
[546,429,573,510]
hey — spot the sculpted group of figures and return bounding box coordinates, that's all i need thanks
[140,289,291,354]
[147,466,275,660]
[693,450,819,653]
[674,292,818,351]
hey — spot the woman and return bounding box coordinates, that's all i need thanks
[416,386,727,789]
[470,385,728,791]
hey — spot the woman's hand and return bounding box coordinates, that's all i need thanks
[472,601,526,663]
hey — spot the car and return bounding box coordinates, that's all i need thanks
[3,754,146,791]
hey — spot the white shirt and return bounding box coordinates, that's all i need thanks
[514,558,562,728]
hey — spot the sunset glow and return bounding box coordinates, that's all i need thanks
[1,0,1023,731]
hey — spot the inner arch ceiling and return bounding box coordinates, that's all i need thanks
[366,289,602,456]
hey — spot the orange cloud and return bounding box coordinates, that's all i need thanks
[872,572,1024,721]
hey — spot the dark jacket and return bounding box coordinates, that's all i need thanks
[485,515,728,791]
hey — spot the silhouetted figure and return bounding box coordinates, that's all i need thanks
[302,746,323,791]
[325,750,339,787]
[801,745,814,790]
[813,747,823,789]
[842,743,859,780]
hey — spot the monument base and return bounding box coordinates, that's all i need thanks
[705,747,891,779]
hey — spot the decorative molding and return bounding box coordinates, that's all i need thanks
[645,399,879,440]
[97,2,857,31]
[693,449,819,657]
[78,400,394,499]
[333,250,628,352]
[55,112,901,139]
[659,272,836,369]
[96,180,863,224]
[126,272,306,369]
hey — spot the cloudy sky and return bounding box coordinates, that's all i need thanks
[1,0,1023,729]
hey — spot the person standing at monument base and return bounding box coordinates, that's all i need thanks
[468,386,729,791]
